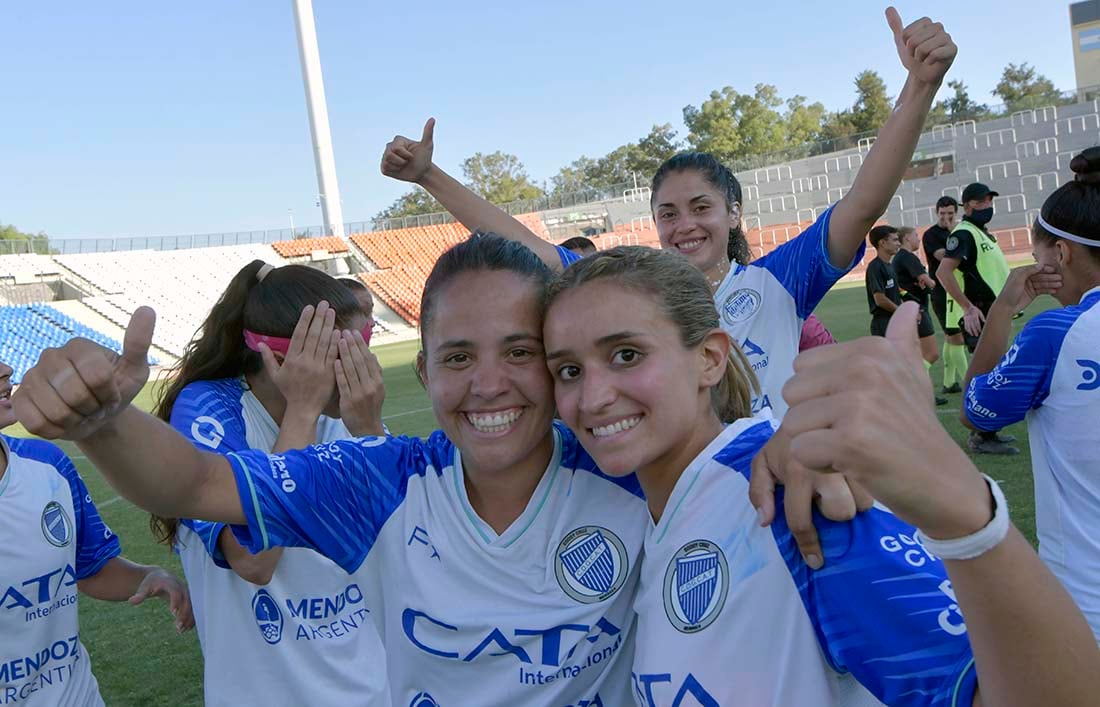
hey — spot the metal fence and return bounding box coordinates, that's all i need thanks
[0,226,328,256]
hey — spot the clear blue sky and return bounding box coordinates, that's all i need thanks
[0,1,1073,239]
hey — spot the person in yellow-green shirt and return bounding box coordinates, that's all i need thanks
[937,182,1017,455]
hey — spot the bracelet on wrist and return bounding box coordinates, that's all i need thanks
[915,475,1009,561]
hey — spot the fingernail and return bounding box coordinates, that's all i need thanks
[755,507,766,526]
[805,554,823,570]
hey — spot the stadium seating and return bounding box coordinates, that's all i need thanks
[0,254,60,282]
[350,224,475,324]
[513,212,551,239]
[270,236,350,259]
[55,244,287,356]
[0,303,156,384]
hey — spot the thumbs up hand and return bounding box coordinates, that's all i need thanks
[14,307,155,440]
[780,302,992,540]
[886,7,956,87]
[381,117,436,184]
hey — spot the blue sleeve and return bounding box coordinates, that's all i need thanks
[227,435,426,573]
[769,499,978,707]
[179,518,231,569]
[168,380,251,455]
[755,206,865,318]
[556,245,582,268]
[46,444,122,580]
[168,380,251,564]
[964,310,1073,432]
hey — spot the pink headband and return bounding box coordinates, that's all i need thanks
[244,321,374,355]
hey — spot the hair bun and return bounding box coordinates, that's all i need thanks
[1070,147,1100,183]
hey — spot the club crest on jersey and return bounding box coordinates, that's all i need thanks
[722,288,762,324]
[41,501,73,547]
[554,526,629,604]
[409,693,439,707]
[664,540,729,633]
[252,589,284,645]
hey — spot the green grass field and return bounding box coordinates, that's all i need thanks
[6,283,1052,705]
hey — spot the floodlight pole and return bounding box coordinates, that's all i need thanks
[292,0,345,238]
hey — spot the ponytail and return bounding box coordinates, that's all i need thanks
[1033,147,1100,264]
[727,225,752,266]
[714,338,758,424]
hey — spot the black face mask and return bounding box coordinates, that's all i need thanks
[969,207,994,227]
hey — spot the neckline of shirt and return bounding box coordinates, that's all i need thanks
[1080,285,1100,304]
[451,427,564,548]
[650,415,772,544]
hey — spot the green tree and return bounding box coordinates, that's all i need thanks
[992,62,1061,111]
[631,123,681,177]
[461,151,544,204]
[551,157,599,194]
[819,110,856,142]
[932,79,992,124]
[551,124,681,193]
[848,70,892,133]
[0,223,49,254]
[784,95,827,147]
[683,84,790,163]
[373,188,443,221]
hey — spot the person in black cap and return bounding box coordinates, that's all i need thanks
[865,225,902,337]
[936,182,1018,455]
[894,226,948,405]
[922,196,963,393]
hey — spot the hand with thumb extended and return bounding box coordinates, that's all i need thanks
[885,6,956,87]
[781,303,990,538]
[13,306,156,440]
[380,117,436,184]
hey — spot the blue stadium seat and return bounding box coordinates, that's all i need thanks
[0,304,158,384]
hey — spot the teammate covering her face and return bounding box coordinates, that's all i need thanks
[963,147,1100,644]
[12,235,650,707]
[149,261,390,706]
[543,246,1100,706]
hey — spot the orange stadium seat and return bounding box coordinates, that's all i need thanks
[347,219,569,326]
[270,236,350,259]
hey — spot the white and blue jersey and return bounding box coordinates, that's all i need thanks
[0,435,120,707]
[225,422,648,707]
[964,286,1100,642]
[716,208,862,416]
[169,378,389,707]
[632,417,979,707]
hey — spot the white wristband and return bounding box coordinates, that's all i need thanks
[915,475,1010,561]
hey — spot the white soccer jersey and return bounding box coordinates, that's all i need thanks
[964,287,1100,641]
[170,378,389,707]
[0,434,120,707]
[632,417,979,707]
[225,421,648,706]
[714,208,862,417]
